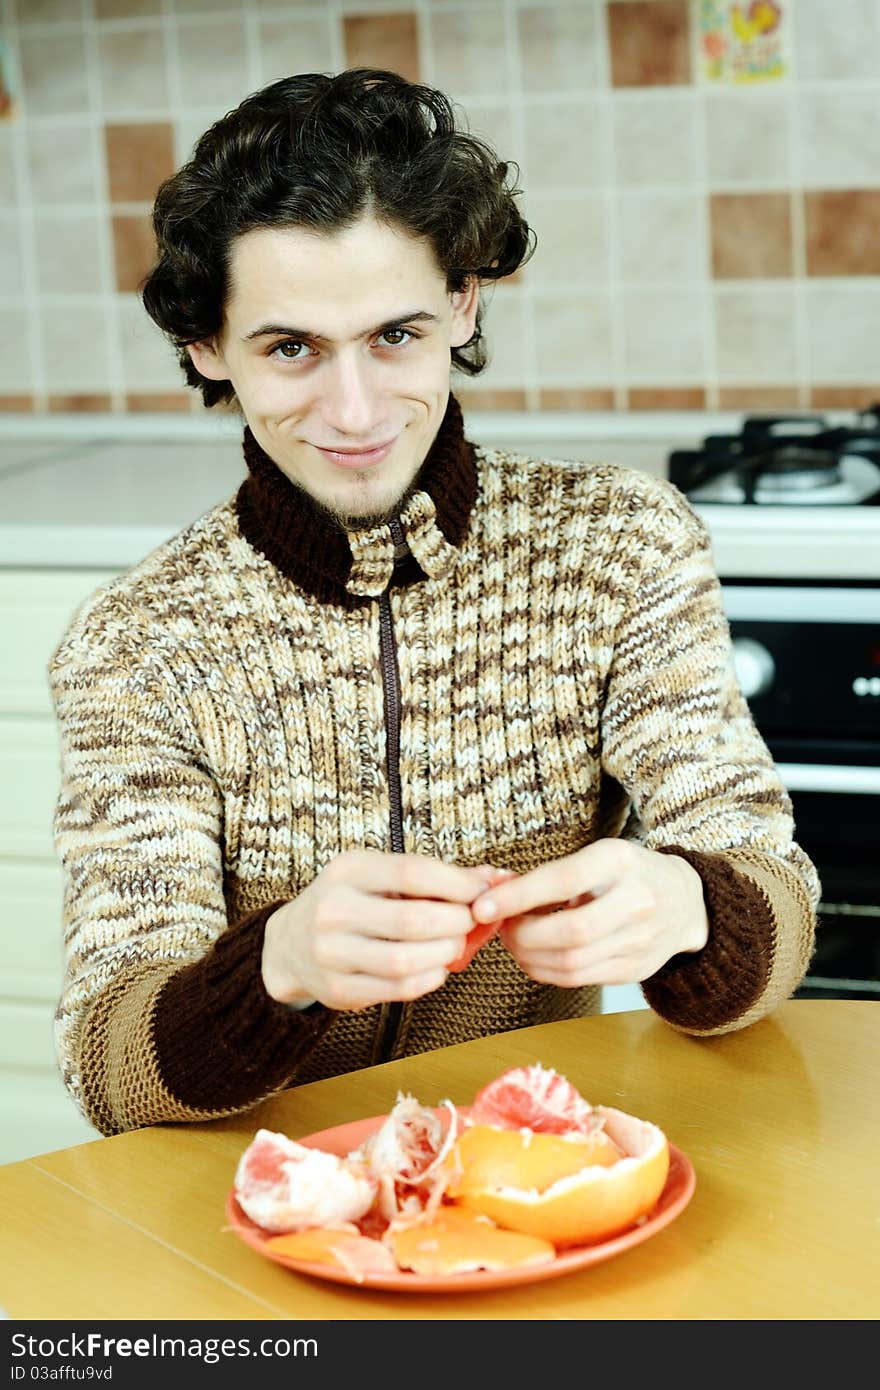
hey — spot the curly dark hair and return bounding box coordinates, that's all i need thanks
[141,68,535,407]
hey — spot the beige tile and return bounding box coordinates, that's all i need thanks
[343,14,421,83]
[117,293,185,391]
[34,215,105,294]
[616,191,705,281]
[461,101,517,167]
[714,285,798,381]
[48,394,113,412]
[39,303,112,393]
[796,89,880,187]
[97,29,169,113]
[105,122,175,204]
[0,222,24,298]
[608,1,692,88]
[611,93,699,184]
[0,312,34,391]
[429,7,511,97]
[805,286,880,381]
[533,291,614,385]
[628,387,705,409]
[95,0,163,16]
[474,287,528,385]
[523,99,608,191]
[26,125,101,204]
[793,0,880,81]
[175,19,250,112]
[710,193,793,279]
[125,391,191,411]
[538,388,615,411]
[14,0,86,22]
[516,4,603,93]
[705,91,791,186]
[523,195,610,286]
[805,191,880,277]
[620,288,706,381]
[0,131,17,209]
[111,214,157,293]
[19,33,90,117]
[171,0,240,12]
[719,387,801,411]
[256,18,335,88]
[809,385,880,410]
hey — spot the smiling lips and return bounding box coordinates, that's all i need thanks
[314,437,397,468]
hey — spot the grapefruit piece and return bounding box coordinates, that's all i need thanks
[448,920,498,972]
[234,1129,376,1233]
[390,1206,555,1275]
[449,1105,670,1248]
[469,1063,598,1135]
[265,1227,397,1280]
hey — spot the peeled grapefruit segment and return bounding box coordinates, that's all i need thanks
[390,1205,555,1275]
[234,1128,377,1233]
[450,1105,670,1248]
[265,1227,397,1281]
[469,1063,598,1135]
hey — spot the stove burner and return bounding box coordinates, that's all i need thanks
[669,405,880,507]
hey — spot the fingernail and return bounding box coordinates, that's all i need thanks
[474,895,498,921]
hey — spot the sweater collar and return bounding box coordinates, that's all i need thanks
[235,394,477,607]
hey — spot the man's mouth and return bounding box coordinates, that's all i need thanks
[313,436,398,468]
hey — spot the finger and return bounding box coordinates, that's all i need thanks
[471,853,609,924]
[330,849,495,903]
[321,964,449,1012]
[317,931,464,979]
[341,895,475,943]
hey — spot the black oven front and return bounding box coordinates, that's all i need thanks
[724,582,880,1000]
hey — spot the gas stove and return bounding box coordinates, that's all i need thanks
[668,406,880,581]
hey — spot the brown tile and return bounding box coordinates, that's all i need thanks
[809,385,880,410]
[343,15,420,83]
[805,190,880,277]
[455,388,528,411]
[112,214,157,292]
[628,387,706,409]
[125,392,191,412]
[608,1,691,87]
[0,395,34,412]
[105,123,175,204]
[719,387,802,410]
[48,394,113,412]
[710,193,793,278]
[538,388,616,411]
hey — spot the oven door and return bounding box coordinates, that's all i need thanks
[724,584,880,1000]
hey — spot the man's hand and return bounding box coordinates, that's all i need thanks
[470,840,709,988]
[261,850,495,1010]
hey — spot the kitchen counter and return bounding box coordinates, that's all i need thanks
[0,410,687,570]
[0,1000,876,1321]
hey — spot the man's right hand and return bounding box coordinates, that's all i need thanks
[260,849,499,1011]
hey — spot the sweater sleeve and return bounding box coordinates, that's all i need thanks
[598,479,820,1035]
[49,606,332,1136]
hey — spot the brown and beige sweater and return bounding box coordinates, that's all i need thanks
[49,395,819,1136]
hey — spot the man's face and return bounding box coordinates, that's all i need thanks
[188,216,479,529]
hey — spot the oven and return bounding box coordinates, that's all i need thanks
[670,409,880,1001]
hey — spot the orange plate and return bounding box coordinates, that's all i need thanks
[225,1110,696,1293]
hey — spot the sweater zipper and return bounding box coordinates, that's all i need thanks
[374,518,406,1062]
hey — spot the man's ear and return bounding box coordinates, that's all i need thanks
[186,339,231,382]
[449,276,481,348]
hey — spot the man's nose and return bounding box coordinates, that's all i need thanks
[319,352,384,438]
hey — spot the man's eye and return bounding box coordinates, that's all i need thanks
[272,340,310,360]
[379,328,413,347]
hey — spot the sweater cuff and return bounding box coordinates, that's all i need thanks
[642,847,774,1031]
[152,900,332,1112]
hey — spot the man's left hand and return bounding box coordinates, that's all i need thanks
[470,840,709,987]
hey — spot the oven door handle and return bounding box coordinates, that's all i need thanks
[776,762,880,794]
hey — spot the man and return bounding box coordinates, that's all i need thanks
[50,69,819,1137]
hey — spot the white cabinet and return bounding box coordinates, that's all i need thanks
[0,568,118,1164]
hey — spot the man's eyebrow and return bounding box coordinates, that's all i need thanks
[242,311,441,343]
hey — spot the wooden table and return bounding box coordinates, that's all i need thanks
[1,1000,877,1321]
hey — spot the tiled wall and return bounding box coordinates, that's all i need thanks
[1,0,878,415]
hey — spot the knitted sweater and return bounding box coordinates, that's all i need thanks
[50,396,819,1136]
